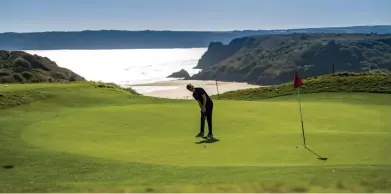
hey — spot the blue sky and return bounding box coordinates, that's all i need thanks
[1,0,390,32]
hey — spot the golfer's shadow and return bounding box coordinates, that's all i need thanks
[195,137,220,144]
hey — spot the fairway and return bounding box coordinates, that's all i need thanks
[1,83,391,192]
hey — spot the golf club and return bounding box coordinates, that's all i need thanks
[305,146,328,161]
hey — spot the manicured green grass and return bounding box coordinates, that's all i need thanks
[216,72,391,100]
[0,83,390,192]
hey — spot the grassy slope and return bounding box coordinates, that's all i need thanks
[0,82,390,192]
[0,82,140,109]
[216,72,391,100]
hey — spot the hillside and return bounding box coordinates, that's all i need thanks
[214,72,391,100]
[190,33,391,85]
[0,50,85,83]
[1,25,390,50]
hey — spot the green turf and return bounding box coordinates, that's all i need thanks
[1,83,390,192]
[216,72,391,100]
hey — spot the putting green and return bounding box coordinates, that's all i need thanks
[21,100,390,166]
[2,83,391,192]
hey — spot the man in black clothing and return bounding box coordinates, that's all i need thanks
[186,84,214,138]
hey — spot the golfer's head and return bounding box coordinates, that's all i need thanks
[186,84,194,92]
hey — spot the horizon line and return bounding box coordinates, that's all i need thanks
[2,24,391,34]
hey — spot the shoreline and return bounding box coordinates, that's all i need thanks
[129,79,263,99]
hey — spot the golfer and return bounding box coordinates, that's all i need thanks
[186,84,214,138]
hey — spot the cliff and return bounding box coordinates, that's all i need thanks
[190,33,391,85]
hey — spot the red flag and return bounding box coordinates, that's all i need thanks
[293,70,303,88]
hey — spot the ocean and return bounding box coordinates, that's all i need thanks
[24,48,207,93]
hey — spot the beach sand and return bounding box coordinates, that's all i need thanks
[129,80,262,99]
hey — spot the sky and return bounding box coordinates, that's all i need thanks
[1,0,390,32]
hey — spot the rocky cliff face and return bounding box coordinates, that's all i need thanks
[190,33,391,85]
[195,37,257,69]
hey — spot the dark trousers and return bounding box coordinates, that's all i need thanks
[200,103,213,134]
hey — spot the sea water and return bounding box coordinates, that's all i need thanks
[24,48,207,93]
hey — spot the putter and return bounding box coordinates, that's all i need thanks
[305,146,328,161]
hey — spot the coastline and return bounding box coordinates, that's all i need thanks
[129,79,262,99]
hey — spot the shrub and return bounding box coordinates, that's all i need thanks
[21,55,51,71]
[14,66,25,73]
[21,72,34,80]
[14,57,32,68]
[52,72,67,80]
[12,73,26,82]
[0,71,10,77]
[0,76,16,83]
[31,73,51,82]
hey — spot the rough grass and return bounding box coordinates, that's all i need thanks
[216,72,391,100]
[0,81,139,109]
[0,82,390,192]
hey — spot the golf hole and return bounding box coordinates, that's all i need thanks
[2,165,14,169]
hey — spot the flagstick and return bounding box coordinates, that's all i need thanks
[215,79,220,99]
[215,72,220,99]
[297,87,306,147]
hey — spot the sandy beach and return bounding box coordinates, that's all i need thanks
[129,80,262,99]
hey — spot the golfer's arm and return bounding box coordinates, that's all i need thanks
[202,94,207,108]
[197,100,203,109]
